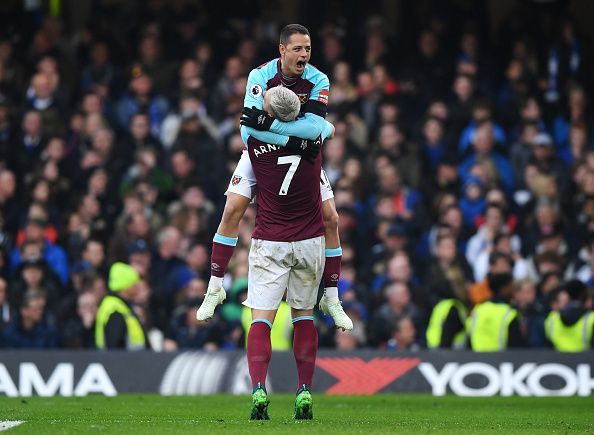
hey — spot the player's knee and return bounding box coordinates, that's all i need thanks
[323,208,339,231]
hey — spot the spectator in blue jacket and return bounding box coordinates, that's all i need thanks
[10,218,69,285]
[459,120,515,194]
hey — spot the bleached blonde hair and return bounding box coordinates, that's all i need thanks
[267,86,301,122]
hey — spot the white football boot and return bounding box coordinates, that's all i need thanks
[319,295,353,331]
[196,286,226,321]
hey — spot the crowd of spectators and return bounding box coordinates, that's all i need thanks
[0,1,593,351]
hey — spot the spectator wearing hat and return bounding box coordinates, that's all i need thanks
[530,132,570,194]
[2,289,58,349]
[115,64,170,136]
[459,176,486,227]
[95,262,148,350]
[127,239,152,278]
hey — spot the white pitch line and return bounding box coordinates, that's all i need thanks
[0,421,24,432]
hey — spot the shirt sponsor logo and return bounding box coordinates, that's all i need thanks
[318,89,329,105]
[231,175,242,186]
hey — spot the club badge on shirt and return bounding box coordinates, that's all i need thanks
[297,93,308,104]
[231,175,242,185]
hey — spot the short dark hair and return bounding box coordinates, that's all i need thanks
[280,24,310,45]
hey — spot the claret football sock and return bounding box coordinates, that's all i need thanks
[323,247,342,301]
[292,317,318,389]
[210,233,238,279]
[247,320,272,389]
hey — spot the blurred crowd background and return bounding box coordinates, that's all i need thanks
[0,0,593,351]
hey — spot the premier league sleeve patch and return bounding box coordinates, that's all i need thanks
[250,84,263,98]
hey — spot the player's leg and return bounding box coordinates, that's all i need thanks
[197,152,254,321]
[321,196,341,299]
[248,308,277,388]
[319,173,353,330]
[291,307,316,420]
[248,308,276,420]
[287,236,324,420]
[244,239,290,420]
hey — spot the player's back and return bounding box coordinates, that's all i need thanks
[246,135,324,242]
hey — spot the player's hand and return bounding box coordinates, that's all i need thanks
[286,135,321,164]
[240,106,274,131]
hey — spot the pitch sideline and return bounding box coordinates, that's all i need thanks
[0,421,23,432]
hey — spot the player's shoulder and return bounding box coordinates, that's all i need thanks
[251,58,279,81]
[302,63,329,85]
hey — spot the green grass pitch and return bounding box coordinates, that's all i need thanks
[0,394,593,434]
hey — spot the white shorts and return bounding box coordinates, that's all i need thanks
[244,236,325,310]
[226,150,334,201]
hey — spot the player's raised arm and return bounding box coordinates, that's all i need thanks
[242,87,332,164]
[244,68,266,111]
[241,67,295,147]
[241,73,329,141]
